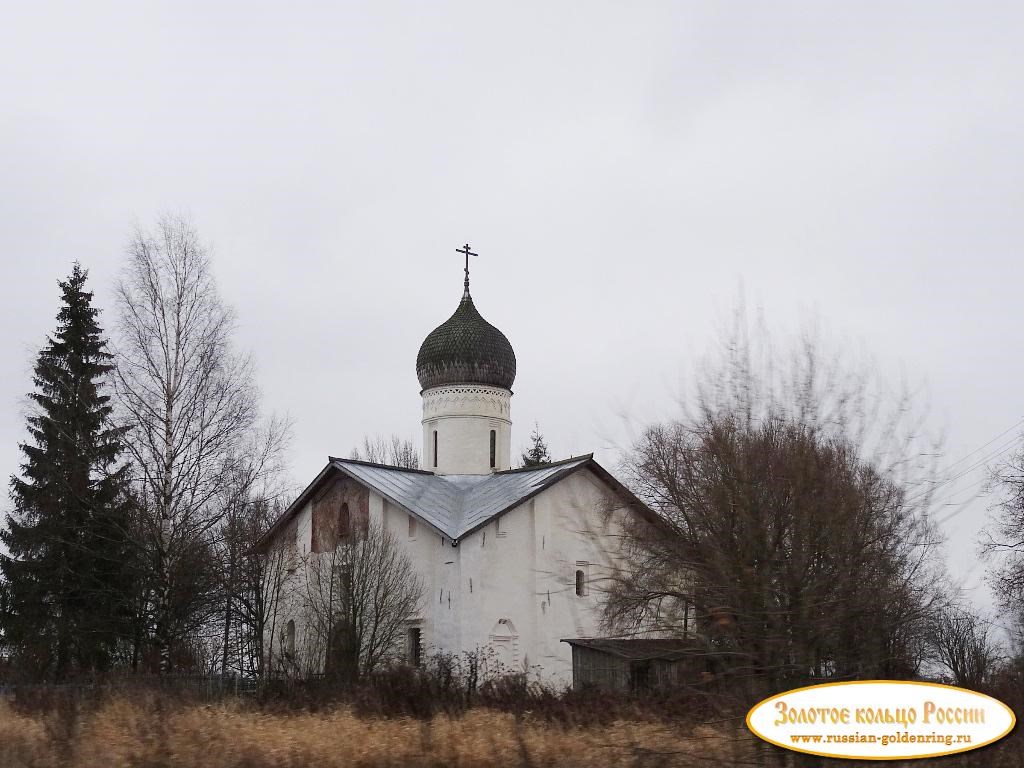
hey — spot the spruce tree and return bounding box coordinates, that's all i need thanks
[1,263,134,680]
[521,422,552,467]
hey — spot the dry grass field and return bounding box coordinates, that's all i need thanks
[0,693,747,768]
[2,687,1017,767]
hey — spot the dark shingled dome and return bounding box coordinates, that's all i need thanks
[416,291,516,391]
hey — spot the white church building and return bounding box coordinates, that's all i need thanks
[258,253,661,687]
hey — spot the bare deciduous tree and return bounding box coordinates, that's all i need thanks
[982,443,1024,636]
[350,434,419,469]
[114,215,286,673]
[299,520,424,683]
[216,487,291,678]
[605,310,946,719]
[929,605,1000,688]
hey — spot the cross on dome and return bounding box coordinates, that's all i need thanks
[456,243,477,297]
[415,244,516,392]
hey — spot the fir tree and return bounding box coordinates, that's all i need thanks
[521,422,552,467]
[1,263,134,680]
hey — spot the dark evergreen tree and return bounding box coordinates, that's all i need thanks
[521,422,552,467]
[0,263,135,680]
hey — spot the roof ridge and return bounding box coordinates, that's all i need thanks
[329,456,435,475]
[493,453,594,475]
[257,452,656,552]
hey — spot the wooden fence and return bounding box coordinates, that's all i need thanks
[0,674,263,701]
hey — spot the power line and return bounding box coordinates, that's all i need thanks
[928,444,1011,505]
[940,416,1024,473]
[926,423,1024,527]
[934,489,990,527]
[905,426,1023,507]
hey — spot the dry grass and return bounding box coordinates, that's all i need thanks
[0,693,745,768]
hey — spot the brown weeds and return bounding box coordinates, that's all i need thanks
[0,694,736,768]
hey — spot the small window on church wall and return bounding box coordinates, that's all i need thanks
[433,430,438,468]
[284,525,298,573]
[338,502,350,538]
[408,627,422,666]
[489,429,496,469]
[575,568,587,597]
[285,620,296,657]
[408,514,417,539]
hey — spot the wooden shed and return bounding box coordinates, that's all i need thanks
[561,638,699,693]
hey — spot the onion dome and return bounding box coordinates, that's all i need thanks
[416,285,516,392]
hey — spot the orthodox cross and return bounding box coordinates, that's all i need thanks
[456,243,477,294]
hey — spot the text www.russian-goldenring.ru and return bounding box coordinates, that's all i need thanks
[790,732,973,747]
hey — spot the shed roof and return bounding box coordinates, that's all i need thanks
[561,638,697,661]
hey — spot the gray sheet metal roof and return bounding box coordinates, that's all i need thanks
[331,455,592,540]
[561,638,698,661]
[254,452,658,552]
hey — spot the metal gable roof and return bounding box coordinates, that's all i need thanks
[330,455,592,540]
[255,452,656,552]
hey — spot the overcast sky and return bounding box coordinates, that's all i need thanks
[2,2,1021,613]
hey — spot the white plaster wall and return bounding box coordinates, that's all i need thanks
[269,468,635,687]
[265,499,314,672]
[378,494,460,658]
[421,384,512,474]
[449,468,631,687]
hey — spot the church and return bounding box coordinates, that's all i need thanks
[258,248,662,687]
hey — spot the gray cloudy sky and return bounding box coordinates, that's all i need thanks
[2,2,1021,611]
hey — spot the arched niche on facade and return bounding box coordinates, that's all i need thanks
[488,618,518,672]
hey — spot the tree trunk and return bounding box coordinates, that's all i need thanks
[221,594,232,675]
